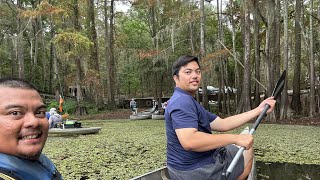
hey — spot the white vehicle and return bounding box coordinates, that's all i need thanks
[199,86,237,94]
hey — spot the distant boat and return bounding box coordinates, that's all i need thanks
[130,114,151,120]
[49,127,101,136]
[130,108,160,120]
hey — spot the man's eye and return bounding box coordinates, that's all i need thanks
[10,111,21,116]
[36,111,46,118]
[185,71,191,74]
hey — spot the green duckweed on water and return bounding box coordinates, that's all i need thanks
[43,120,320,180]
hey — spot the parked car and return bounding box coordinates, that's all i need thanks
[199,86,237,94]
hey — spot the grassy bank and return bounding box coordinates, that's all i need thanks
[43,120,320,179]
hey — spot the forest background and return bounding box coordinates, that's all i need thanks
[0,0,319,123]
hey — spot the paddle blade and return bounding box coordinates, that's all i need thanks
[271,70,286,99]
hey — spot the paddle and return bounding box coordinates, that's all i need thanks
[222,70,286,179]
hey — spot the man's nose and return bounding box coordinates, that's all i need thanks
[192,71,199,78]
[24,113,41,127]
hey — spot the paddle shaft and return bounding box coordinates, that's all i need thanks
[223,104,270,179]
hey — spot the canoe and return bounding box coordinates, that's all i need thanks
[131,166,170,180]
[151,114,165,120]
[48,127,102,135]
[132,161,255,180]
[131,127,256,180]
[130,114,152,120]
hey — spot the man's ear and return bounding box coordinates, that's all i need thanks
[173,75,178,82]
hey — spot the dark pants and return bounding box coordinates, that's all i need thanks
[168,145,244,180]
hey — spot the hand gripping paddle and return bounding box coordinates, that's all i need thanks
[222,70,286,179]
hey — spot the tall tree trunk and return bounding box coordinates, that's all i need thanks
[150,5,158,101]
[309,0,315,117]
[49,22,54,93]
[200,0,208,109]
[189,3,195,55]
[106,0,116,107]
[237,0,251,113]
[48,0,59,95]
[230,0,239,108]
[265,0,277,122]
[220,0,230,115]
[238,5,246,105]
[189,3,198,102]
[216,0,228,115]
[31,16,39,84]
[74,0,87,116]
[281,0,289,120]
[16,0,24,78]
[53,46,60,100]
[317,1,320,112]
[292,0,302,114]
[49,15,60,99]
[275,0,281,120]
[87,0,104,108]
[217,0,223,113]
[39,15,47,91]
[266,0,276,97]
[253,0,261,108]
[104,0,109,101]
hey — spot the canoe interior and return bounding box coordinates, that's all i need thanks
[131,127,257,180]
[131,162,256,180]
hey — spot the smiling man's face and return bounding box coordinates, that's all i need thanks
[0,87,49,160]
[174,61,201,96]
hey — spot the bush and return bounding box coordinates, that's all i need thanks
[63,100,77,114]
[46,99,77,115]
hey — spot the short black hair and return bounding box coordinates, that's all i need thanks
[0,77,37,90]
[172,55,200,77]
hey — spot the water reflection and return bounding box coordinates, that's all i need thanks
[257,162,320,180]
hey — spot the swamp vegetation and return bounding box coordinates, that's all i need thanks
[44,120,320,179]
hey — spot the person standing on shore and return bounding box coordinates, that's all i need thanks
[130,99,138,115]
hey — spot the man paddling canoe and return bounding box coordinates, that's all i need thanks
[165,55,276,180]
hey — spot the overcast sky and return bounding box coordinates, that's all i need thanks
[115,1,131,13]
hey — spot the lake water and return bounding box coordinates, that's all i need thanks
[257,162,320,180]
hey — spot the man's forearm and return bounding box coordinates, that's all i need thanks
[211,108,260,131]
[180,131,238,152]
